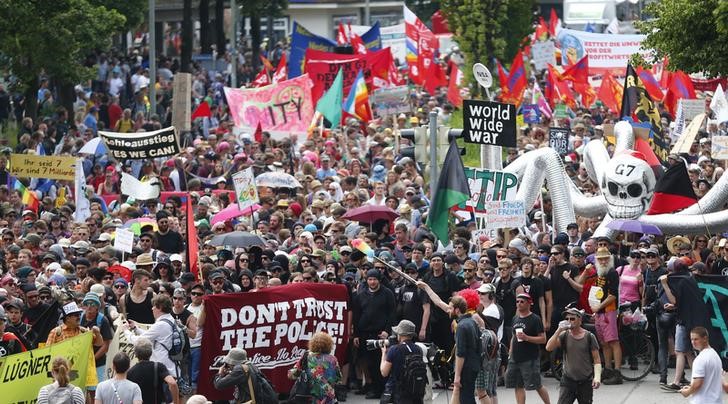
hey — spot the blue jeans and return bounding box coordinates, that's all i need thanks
[190,346,202,386]
[459,368,479,404]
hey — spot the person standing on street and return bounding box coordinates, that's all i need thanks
[506,293,551,404]
[380,320,426,404]
[545,307,601,404]
[680,326,723,404]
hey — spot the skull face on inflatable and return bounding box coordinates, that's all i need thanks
[600,151,656,219]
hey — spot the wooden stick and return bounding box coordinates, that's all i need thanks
[372,255,417,284]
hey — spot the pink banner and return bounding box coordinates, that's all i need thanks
[224,75,315,139]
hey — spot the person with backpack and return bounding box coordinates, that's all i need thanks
[127,337,180,404]
[213,347,279,403]
[545,307,601,404]
[476,283,503,404]
[380,319,428,404]
[36,356,86,404]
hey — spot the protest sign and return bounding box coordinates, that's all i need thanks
[120,172,161,200]
[104,322,151,379]
[0,333,95,402]
[74,157,91,223]
[114,227,134,253]
[99,127,180,160]
[225,75,315,139]
[171,72,192,132]
[522,104,540,124]
[198,283,349,398]
[679,99,705,120]
[462,100,517,146]
[10,154,76,180]
[304,48,394,103]
[671,113,706,154]
[472,63,492,89]
[485,200,526,230]
[232,168,258,211]
[371,86,409,116]
[289,21,381,78]
[557,29,649,75]
[381,23,406,64]
[531,40,556,72]
[548,127,570,154]
[554,104,569,119]
[712,136,728,160]
[455,167,519,217]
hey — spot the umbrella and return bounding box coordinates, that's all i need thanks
[341,205,400,223]
[255,172,302,188]
[606,219,663,235]
[211,203,261,225]
[78,137,108,155]
[122,218,158,235]
[210,231,266,248]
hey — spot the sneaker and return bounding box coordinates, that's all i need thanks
[679,377,690,386]
[365,391,382,399]
[602,370,623,385]
[659,378,667,386]
[660,383,681,391]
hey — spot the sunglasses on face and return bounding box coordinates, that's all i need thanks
[483,272,495,277]
[191,292,204,296]
[103,276,113,280]
[630,252,641,258]
[516,299,529,304]
[565,317,578,321]
[550,252,562,256]
[572,254,585,258]
[646,253,657,258]
[496,255,507,259]
[300,259,310,263]
[114,284,127,289]
[211,279,224,284]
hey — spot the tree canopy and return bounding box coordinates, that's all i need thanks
[637,0,728,77]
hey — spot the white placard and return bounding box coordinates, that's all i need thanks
[485,200,526,230]
[114,228,135,253]
[232,168,258,211]
[473,63,493,89]
[531,40,556,72]
[680,99,705,120]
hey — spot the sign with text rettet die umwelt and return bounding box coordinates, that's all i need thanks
[463,100,517,147]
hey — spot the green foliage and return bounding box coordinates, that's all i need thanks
[636,0,728,77]
[502,0,535,63]
[406,0,441,24]
[90,0,146,30]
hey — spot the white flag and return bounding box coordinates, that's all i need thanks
[74,158,91,223]
[710,84,728,123]
[120,173,161,200]
[672,100,685,142]
[606,18,619,34]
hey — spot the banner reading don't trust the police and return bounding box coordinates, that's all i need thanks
[99,127,180,160]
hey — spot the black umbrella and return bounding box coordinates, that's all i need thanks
[210,231,266,248]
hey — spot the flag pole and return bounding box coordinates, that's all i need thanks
[372,255,417,284]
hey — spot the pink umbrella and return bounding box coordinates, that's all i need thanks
[211,203,261,225]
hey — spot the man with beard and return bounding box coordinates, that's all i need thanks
[462,259,481,290]
[154,210,184,254]
[495,258,517,348]
[585,247,622,385]
[547,245,580,333]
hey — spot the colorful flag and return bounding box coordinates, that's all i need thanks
[253,121,263,143]
[496,59,510,100]
[190,101,211,121]
[535,16,549,41]
[647,161,697,215]
[621,64,662,134]
[546,64,576,109]
[315,68,344,128]
[337,23,348,46]
[597,73,623,114]
[532,81,552,119]
[431,10,450,34]
[251,69,271,87]
[663,70,696,117]
[574,82,597,108]
[560,55,589,84]
[447,62,464,108]
[350,32,368,55]
[404,5,436,85]
[505,50,528,105]
[659,57,671,88]
[423,60,447,96]
[260,55,274,71]
[272,54,288,83]
[186,196,200,281]
[342,69,372,123]
[426,140,470,244]
[549,8,560,37]
[12,178,39,213]
[636,66,664,102]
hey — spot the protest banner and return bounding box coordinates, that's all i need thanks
[381,23,406,64]
[557,29,650,75]
[485,200,526,230]
[548,127,570,154]
[304,48,394,103]
[371,86,409,116]
[74,157,91,223]
[522,104,540,124]
[0,333,95,402]
[531,40,556,72]
[553,104,569,119]
[114,227,134,253]
[288,21,382,78]
[10,154,76,181]
[104,322,151,379]
[99,127,180,160]
[462,100,517,147]
[454,167,519,218]
[171,72,192,132]
[225,75,315,139]
[232,168,258,211]
[712,136,728,160]
[120,172,161,200]
[679,99,705,120]
[198,283,349,398]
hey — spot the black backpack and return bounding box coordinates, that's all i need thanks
[399,343,428,398]
[159,318,186,362]
[480,328,499,367]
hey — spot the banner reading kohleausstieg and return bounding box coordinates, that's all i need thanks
[198,283,349,399]
[99,127,180,160]
[224,74,315,139]
[0,333,95,403]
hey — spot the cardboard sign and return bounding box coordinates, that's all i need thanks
[371,86,409,115]
[99,127,180,160]
[232,168,258,211]
[671,113,706,154]
[712,136,728,160]
[531,40,556,72]
[679,99,705,120]
[171,72,192,132]
[548,127,570,154]
[463,100,517,146]
[523,104,541,124]
[10,154,76,180]
[485,200,526,230]
[114,227,134,253]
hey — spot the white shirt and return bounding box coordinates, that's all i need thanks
[482,303,503,341]
[125,313,177,377]
[690,347,723,404]
[109,77,124,97]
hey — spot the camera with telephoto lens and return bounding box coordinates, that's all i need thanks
[365,335,398,351]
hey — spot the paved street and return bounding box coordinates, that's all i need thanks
[346,369,728,403]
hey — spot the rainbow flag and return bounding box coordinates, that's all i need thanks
[342,69,372,122]
[12,178,39,212]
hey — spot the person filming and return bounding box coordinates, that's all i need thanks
[380,319,427,404]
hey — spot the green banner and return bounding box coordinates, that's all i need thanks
[0,333,96,403]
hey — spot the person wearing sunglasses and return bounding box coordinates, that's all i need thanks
[545,307,602,403]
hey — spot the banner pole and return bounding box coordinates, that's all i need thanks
[372,256,417,284]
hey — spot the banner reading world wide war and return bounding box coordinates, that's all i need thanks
[0,333,96,403]
[198,283,349,399]
[99,127,180,160]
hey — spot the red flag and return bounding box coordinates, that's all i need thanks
[259,55,274,71]
[505,50,528,105]
[574,82,596,108]
[254,121,263,143]
[272,54,288,83]
[636,66,664,101]
[660,57,671,88]
[251,69,271,87]
[190,101,211,121]
[337,23,348,46]
[350,32,368,55]
[431,10,450,34]
[186,196,200,281]
[423,60,448,96]
[496,59,510,100]
[597,73,623,114]
[447,62,464,107]
[560,55,589,84]
[663,70,696,116]
[547,64,576,109]
[549,8,559,37]
[535,16,549,41]
[647,162,698,215]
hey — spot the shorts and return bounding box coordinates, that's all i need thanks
[594,311,619,343]
[476,357,500,396]
[675,324,691,353]
[88,365,106,392]
[505,358,541,390]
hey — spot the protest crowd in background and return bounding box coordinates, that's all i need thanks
[1,5,728,404]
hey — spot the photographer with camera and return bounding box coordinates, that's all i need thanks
[380,319,427,404]
[545,307,601,404]
[213,348,278,403]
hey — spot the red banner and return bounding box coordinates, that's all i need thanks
[691,77,728,93]
[198,283,350,399]
[305,48,393,103]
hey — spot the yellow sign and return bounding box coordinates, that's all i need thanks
[10,154,76,180]
[0,333,96,403]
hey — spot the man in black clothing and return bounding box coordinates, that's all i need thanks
[423,252,462,354]
[397,264,430,342]
[547,245,580,332]
[352,268,396,399]
[380,319,426,404]
[128,337,179,404]
[453,295,482,404]
[514,259,547,332]
[495,258,517,347]
[506,293,550,403]
[155,210,184,254]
